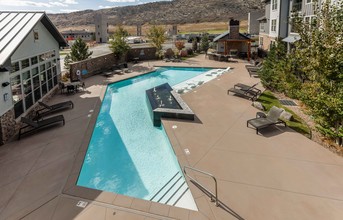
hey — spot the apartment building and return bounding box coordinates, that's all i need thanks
[259,0,341,51]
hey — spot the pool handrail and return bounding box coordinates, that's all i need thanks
[183,165,218,206]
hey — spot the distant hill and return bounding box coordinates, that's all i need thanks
[49,0,264,29]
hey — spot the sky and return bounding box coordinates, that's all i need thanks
[0,0,171,14]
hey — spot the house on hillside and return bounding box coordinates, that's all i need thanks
[213,19,254,61]
[0,11,67,144]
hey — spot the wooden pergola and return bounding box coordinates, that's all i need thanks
[218,39,253,61]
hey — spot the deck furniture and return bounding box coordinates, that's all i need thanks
[234,83,261,95]
[18,115,65,140]
[228,83,260,101]
[247,106,286,134]
[35,101,73,118]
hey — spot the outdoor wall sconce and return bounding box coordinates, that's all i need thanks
[2,82,10,87]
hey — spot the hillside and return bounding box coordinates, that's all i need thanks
[49,0,264,29]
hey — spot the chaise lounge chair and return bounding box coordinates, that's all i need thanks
[234,83,261,95]
[35,101,73,118]
[227,83,260,101]
[18,115,65,140]
[247,106,286,134]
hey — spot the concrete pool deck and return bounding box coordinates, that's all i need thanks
[1,55,343,219]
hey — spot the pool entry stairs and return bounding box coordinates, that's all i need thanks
[150,171,189,206]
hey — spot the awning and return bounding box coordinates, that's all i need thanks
[282,35,301,43]
[257,16,266,21]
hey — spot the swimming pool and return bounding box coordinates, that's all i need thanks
[77,67,211,209]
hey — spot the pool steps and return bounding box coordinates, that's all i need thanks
[150,171,189,206]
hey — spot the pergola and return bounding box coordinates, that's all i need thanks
[217,38,253,62]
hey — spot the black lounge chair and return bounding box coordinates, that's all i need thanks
[35,101,73,118]
[248,68,261,77]
[234,83,261,95]
[247,106,286,134]
[18,115,65,140]
[228,84,260,101]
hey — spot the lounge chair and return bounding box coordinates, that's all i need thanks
[248,68,261,77]
[247,106,286,134]
[227,83,260,101]
[245,62,262,70]
[234,83,261,95]
[18,115,65,140]
[35,101,73,118]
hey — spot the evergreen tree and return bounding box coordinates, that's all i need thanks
[64,53,72,70]
[109,25,130,59]
[200,34,209,52]
[70,38,93,61]
[192,38,198,52]
[258,39,288,92]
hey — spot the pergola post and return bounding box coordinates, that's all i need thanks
[247,41,251,62]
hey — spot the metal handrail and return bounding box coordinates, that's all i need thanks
[183,166,219,206]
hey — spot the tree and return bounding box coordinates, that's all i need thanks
[70,38,93,61]
[192,38,198,52]
[109,25,130,60]
[258,39,289,92]
[291,0,343,145]
[64,53,72,70]
[200,33,210,52]
[147,25,166,58]
[174,40,185,52]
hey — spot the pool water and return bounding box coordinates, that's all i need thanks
[77,67,210,203]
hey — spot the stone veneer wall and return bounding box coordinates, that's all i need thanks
[127,47,157,61]
[69,47,157,81]
[0,86,59,144]
[70,53,117,82]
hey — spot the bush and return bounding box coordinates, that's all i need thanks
[186,48,193,55]
[164,48,174,59]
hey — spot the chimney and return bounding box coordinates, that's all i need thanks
[229,19,240,39]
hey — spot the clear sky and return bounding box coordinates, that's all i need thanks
[0,0,171,14]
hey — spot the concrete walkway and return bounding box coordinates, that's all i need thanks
[1,55,343,220]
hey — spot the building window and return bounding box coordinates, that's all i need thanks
[272,0,277,10]
[33,30,39,41]
[260,22,265,32]
[292,0,302,11]
[10,75,24,118]
[10,50,59,118]
[21,59,30,69]
[271,19,277,32]
[259,37,263,46]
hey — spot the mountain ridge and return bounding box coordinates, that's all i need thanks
[49,0,264,29]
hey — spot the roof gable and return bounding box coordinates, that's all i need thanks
[0,12,67,66]
[213,31,252,42]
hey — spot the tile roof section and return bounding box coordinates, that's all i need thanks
[0,11,67,66]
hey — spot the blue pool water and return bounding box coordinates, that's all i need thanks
[77,67,210,200]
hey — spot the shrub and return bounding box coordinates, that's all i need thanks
[186,48,193,55]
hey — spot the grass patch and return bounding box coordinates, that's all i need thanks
[256,91,311,138]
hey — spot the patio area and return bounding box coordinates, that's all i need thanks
[1,55,343,220]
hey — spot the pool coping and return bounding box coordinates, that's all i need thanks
[62,66,213,219]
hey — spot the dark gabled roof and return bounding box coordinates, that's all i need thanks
[0,11,67,66]
[213,31,252,42]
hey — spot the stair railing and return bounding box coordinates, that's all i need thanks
[183,165,218,206]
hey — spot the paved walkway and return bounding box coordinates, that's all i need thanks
[1,55,343,220]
